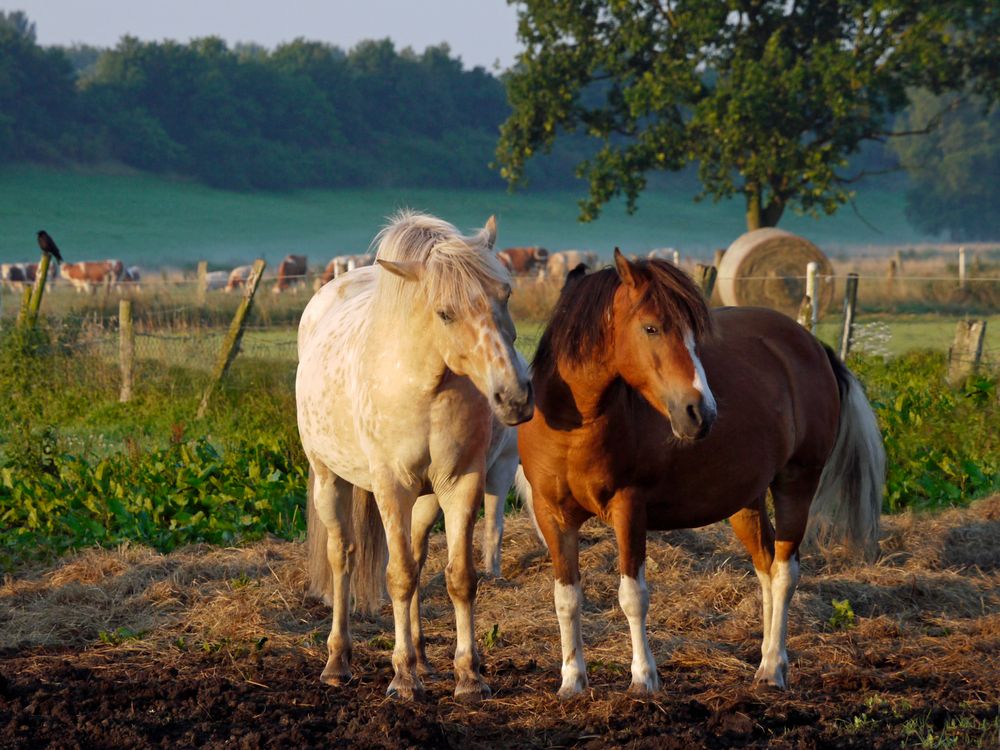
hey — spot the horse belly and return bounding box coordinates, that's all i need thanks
[296,287,376,490]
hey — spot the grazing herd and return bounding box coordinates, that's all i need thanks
[1,245,624,297]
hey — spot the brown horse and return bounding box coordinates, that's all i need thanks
[517,249,884,697]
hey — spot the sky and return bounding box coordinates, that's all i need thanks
[11,0,522,71]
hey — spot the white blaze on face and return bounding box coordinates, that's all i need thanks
[684,330,716,415]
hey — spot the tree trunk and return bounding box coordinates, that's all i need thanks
[744,185,785,231]
[745,187,762,230]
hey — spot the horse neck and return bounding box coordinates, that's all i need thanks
[549,352,620,425]
[368,299,447,386]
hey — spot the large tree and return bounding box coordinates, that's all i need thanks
[497,1,1000,229]
[893,91,1000,240]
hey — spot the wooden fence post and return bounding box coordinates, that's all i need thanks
[25,253,52,327]
[196,260,208,306]
[947,320,986,386]
[15,287,32,328]
[672,250,680,267]
[119,299,134,403]
[839,273,859,360]
[958,247,967,290]
[796,295,813,331]
[197,258,266,419]
[806,261,819,330]
[695,264,717,300]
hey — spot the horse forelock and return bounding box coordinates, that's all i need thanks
[534,259,712,377]
[372,210,510,320]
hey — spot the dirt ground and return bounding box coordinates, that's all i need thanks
[2,496,998,749]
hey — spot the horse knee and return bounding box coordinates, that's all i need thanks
[386,557,419,601]
[445,560,477,603]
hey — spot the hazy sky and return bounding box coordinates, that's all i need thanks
[12,1,522,71]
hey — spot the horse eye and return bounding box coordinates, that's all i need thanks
[437,310,453,323]
[644,325,660,336]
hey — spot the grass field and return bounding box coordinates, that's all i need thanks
[0,165,941,269]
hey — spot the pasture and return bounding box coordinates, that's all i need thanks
[2,251,999,748]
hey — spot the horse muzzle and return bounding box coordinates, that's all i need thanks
[668,395,716,441]
[492,381,535,426]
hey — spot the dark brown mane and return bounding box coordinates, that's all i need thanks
[533,259,713,377]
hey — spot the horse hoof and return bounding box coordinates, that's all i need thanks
[386,679,426,701]
[455,679,492,704]
[627,678,661,696]
[320,669,351,687]
[557,683,587,700]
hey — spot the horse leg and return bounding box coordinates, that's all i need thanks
[481,436,518,577]
[611,503,660,695]
[371,477,424,700]
[535,505,587,699]
[728,499,777,683]
[757,470,817,688]
[310,462,355,686]
[438,473,491,702]
[409,493,442,678]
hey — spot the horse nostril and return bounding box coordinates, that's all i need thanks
[493,391,504,405]
[686,403,702,426]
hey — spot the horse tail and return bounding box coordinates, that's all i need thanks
[514,464,548,549]
[351,486,388,615]
[305,465,333,604]
[305,467,387,613]
[806,347,885,561]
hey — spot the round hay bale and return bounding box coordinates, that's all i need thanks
[716,228,834,316]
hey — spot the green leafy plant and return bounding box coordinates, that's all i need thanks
[829,599,857,631]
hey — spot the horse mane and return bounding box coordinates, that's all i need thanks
[533,259,713,378]
[371,210,509,322]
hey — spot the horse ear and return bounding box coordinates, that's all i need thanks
[377,259,423,281]
[613,248,637,288]
[482,215,497,250]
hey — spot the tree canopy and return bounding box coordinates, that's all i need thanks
[0,20,516,191]
[496,0,1000,230]
[893,91,1000,241]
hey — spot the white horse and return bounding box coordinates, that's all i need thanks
[296,211,533,701]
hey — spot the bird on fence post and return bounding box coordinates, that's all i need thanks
[37,230,64,264]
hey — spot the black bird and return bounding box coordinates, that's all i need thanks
[37,230,64,263]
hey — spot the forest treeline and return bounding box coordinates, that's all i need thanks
[1,11,996,238]
[0,11,548,190]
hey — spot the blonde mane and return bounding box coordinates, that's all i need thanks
[371,210,510,323]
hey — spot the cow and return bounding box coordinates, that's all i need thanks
[1,263,29,291]
[497,246,549,276]
[648,247,681,265]
[545,250,600,280]
[273,254,308,294]
[204,270,231,292]
[320,253,375,286]
[59,260,125,294]
[122,266,142,288]
[225,265,253,292]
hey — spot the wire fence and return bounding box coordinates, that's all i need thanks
[1,269,997,403]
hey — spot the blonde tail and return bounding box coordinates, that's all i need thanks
[806,351,885,560]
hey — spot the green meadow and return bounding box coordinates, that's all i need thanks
[0,165,935,269]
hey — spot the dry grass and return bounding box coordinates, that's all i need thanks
[3,497,998,698]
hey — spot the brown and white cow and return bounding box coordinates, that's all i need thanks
[497,246,549,276]
[545,250,600,280]
[225,265,253,292]
[1,263,30,291]
[320,253,375,285]
[60,260,125,294]
[273,254,308,293]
